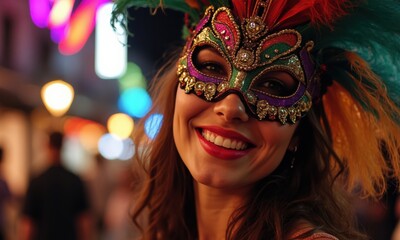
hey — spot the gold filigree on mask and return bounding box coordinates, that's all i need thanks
[233,71,247,88]
[256,98,311,124]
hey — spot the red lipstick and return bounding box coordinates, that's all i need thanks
[196,127,253,160]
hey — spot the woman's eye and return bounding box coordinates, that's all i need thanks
[197,62,226,77]
[253,78,293,96]
[263,80,285,91]
[251,72,298,97]
[193,47,229,79]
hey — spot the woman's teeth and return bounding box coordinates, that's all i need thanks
[201,129,248,150]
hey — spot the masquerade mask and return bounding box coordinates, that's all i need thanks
[177,6,319,124]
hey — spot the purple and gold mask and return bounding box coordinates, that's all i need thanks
[177,6,319,124]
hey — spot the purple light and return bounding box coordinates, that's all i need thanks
[29,0,51,28]
[50,24,67,43]
[30,0,112,55]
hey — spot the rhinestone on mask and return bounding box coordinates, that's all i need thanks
[243,16,267,41]
[235,49,255,69]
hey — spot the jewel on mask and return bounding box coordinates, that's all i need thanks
[242,16,268,42]
[268,105,278,120]
[185,76,196,93]
[288,107,297,123]
[204,83,217,100]
[256,100,269,120]
[217,81,229,93]
[195,81,205,96]
[246,91,257,105]
[235,49,255,69]
[278,107,289,124]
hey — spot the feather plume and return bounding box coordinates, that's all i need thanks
[315,0,400,107]
[230,0,355,32]
[208,0,229,8]
[313,0,400,197]
[111,0,203,31]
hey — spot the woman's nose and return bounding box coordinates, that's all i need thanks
[213,94,249,122]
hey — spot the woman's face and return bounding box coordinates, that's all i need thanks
[173,48,299,190]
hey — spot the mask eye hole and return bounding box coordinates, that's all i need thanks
[192,46,229,79]
[251,71,298,97]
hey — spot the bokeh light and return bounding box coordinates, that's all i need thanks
[50,24,68,43]
[41,80,74,117]
[98,133,124,160]
[29,0,111,55]
[118,88,152,118]
[58,0,107,55]
[64,117,106,154]
[118,62,147,91]
[107,113,134,139]
[145,113,163,140]
[95,2,127,79]
[64,117,93,135]
[29,0,51,28]
[119,138,135,161]
[48,0,75,28]
[48,0,75,43]
[79,123,106,153]
[62,135,88,173]
[97,133,135,160]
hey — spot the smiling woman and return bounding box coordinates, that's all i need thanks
[111,0,400,239]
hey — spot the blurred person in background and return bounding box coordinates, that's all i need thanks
[19,131,92,240]
[0,147,11,240]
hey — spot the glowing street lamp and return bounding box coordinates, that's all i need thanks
[41,80,75,117]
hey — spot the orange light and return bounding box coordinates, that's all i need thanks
[64,117,93,135]
[41,80,74,117]
[79,123,106,153]
[64,117,106,153]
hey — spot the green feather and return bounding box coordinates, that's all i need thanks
[208,0,230,8]
[312,0,400,106]
[111,0,232,31]
[111,0,202,33]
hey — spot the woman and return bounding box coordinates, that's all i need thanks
[112,0,400,239]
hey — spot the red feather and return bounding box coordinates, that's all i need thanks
[230,0,357,31]
[230,0,246,19]
[267,0,288,27]
[308,0,357,27]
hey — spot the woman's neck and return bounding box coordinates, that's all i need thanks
[194,182,251,240]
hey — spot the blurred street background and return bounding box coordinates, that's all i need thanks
[0,0,183,239]
[0,0,398,239]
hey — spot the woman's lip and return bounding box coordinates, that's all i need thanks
[200,126,255,146]
[195,128,253,160]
